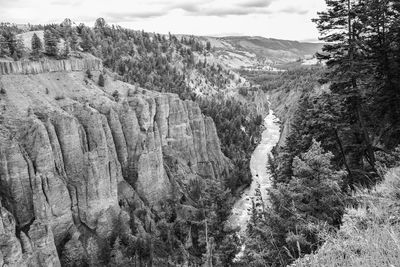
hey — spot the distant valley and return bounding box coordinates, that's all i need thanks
[199,35,324,70]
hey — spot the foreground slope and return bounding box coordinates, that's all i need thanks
[293,167,400,267]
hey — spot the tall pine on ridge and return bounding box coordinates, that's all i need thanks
[44,29,59,57]
[31,33,42,59]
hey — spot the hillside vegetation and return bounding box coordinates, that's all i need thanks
[293,167,400,267]
[235,1,400,266]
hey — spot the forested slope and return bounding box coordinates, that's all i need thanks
[237,1,400,266]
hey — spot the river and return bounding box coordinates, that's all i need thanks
[227,105,281,254]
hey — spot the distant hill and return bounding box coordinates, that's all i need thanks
[199,35,324,70]
[223,36,323,58]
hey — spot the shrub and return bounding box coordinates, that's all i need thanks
[238,87,248,96]
[98,74,105,87]
[86,69,93,79]
[0,87,6,94]
[112,90,120,102]
[375,146,400,176]
[55,95,65,100]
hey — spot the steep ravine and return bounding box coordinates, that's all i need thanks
[0,57,232,266]
[227,104,281,254]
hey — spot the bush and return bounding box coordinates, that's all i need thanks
[0,87,6,94]
[375,146,400,176]
[86,69,93,79]
[98,74,105,87]
[112,90,120,102]
[238,87,248,96]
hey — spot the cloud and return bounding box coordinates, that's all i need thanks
[238,0,275,8]
[11,0,305,22]
[173,3,201,13]
[0,0,22,7]
[280,6,308,15]
[105,11,167,22]
[50,0,80,6]
[171,0,276,17]
[187,7,273,17]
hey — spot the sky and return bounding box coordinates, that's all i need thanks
[0,0,327,42]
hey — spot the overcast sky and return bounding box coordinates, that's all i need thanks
[0,0,327,41]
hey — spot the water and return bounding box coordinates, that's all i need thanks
[227,107,281,256]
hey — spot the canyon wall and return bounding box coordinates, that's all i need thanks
[0,57,231,265]
[0,57,102,75]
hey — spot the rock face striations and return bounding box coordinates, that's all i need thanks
[0,57,231,265]
[0,57,102,75]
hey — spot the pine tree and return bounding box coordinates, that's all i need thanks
[206,41,211,51]
[313,0,378,185]
[359,0,400,135]
[109,237,125,266]
[61,39,70,59]
[12,51,18,61]
[15,37,25,59]
[6,33,24,59]
[80,27,93,52]
[7,33,17,56]
[0,35,10,57]
[289,140,346,227]
[245,140,347,266]
[31,33,42,59]
[69,28,79,51]
[94,17,106,30]
[44,29,59,57]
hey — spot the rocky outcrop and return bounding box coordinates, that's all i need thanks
[0,199,61,266]
[0,205,25,266]
[0,58,231,265]
[0,57,102,75]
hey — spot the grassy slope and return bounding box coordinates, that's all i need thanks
[292,167,400,267]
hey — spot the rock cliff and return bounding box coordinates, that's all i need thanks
[0,57,231,265]
[0,57,102,75]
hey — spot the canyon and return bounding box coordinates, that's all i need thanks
[228,107,281,259]
[0,56,232,265]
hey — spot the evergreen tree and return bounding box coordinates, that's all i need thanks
[7,33,18,56]
[313,0,379,185]
[206,41,211,51]
[44,29,59,56]
[0,35,10,57]
[244,140,347,266]
[80,27,93,52]
[15,36,25,59]
[5,33,24,60]
[12,50,18,61]
[30,33,42,59]
[61,39,70,58]
[69,28,79,51]
[94,17,106,30]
